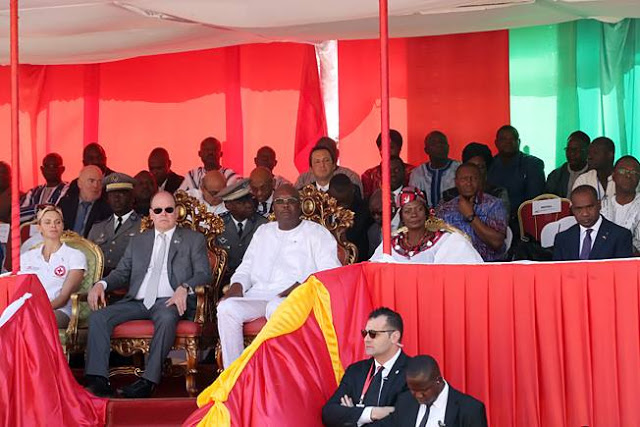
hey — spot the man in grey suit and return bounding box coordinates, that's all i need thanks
[84,191,212,398]
[216,179,268,281]
[88,173,142,275]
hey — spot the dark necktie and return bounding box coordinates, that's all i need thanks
[73,201,91,234]
[261,202,268,215]
[418,404,431,427]
[114,215,123,234]
[579,228,593,260]
[237,222,244,238]
[368,366,384,405]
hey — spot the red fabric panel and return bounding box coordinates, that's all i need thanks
[186,260,640,426]
[0,275,107,425]
[0,43,323,189]
[338,31,510,174]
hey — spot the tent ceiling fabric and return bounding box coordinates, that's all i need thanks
[1,0,639,65]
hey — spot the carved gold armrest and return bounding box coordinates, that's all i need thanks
[65,292,88,352]
[193,284,215,325]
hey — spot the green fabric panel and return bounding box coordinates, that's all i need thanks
[509,19,640,173]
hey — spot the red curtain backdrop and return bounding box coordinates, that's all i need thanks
[0,43,322,190]
[0,275,107,426]
[338,31,511,174]
[188,260,640,426]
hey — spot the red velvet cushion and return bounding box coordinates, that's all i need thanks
[112,320,202,338]
[243,318,267,336]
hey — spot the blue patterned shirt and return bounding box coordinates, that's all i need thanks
[436,193,508,261]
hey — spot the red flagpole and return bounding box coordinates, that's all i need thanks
[10,0,21,273]
[379,0,391,255]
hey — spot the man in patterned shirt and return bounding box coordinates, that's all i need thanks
[436,163,507,261]
[178,136,240,191]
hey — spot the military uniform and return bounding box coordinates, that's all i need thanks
[88,211,142,275]
[217,212,267,276]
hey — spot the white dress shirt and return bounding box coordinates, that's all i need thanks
[579,215,602,252]
[415,381,450,427]
[134,227,177,300]
[358,348,403,425]
[230,220,341,298]
[113,210,134,231]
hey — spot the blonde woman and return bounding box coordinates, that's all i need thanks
[20,205,86,328]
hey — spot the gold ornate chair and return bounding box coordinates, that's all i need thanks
[27,231,104,358]
[216,185,358,371]
[98,191,226,396]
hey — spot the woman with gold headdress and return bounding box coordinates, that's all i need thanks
[20,205,87,327]
[370,186,483,264]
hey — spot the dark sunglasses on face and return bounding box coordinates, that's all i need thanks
[152,206,175,214]
[361,329,395,339]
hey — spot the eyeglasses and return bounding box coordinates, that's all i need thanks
[151,206,175,214]
[615,168,640,178]
[361,329,396,339]
[273,197,300,205]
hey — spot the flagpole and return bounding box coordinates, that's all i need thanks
[379,0,391,255]
[10,0,21,273]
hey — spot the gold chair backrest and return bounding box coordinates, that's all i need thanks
[269,185,358,265]
[140,190,227,292]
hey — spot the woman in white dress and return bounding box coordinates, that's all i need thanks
[20,205,87,328]
[370,186,483,264]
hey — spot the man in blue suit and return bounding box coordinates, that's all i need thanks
[553,185,633,260]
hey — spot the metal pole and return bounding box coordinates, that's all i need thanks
[10,0,21,273]
[379,0,391,255]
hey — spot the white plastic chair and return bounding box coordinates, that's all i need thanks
[540,216,577,248]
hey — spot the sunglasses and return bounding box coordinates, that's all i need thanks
[151,206,175,214]
[273,197,300,205]
[361,329,395,339]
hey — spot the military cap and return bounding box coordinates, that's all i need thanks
[103,172,136,192]
[218,178,252,202]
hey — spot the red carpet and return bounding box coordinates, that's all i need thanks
[106,398,197,426]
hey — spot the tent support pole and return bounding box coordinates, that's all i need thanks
[10,0,21,273]
[379,0,391,255]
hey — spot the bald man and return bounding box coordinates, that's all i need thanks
[20,153,70,222]
[148,148,184,193]
[249,167,275,218]
[186,169,228,215]
[58,165,112,237]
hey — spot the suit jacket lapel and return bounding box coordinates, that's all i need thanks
[115,213,137,238]
[167,227,182,284]
[379,352,407,405]
[444,387,460,427]
[568,225,581,259]
[590,218,610,259]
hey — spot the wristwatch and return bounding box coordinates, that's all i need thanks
[463,213,476,223]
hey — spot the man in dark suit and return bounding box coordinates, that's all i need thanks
[249,166,275,218]
[375,355,487,427]
[148,147,184,193]
[553,185,633,260]
[58,165,112,237]
[84,191,212,398]
[322,307,408,426]
[88,173,142,275]
[216,179,268,280]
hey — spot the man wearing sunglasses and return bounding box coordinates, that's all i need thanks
[217,184,341,369]
[323,307,408,426]
[378,355,488,427]
[600,155,640,254]
[84,191,212,398]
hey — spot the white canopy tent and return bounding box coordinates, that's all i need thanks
[1,0,640,65]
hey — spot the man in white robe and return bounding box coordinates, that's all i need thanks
[217,184,342,368]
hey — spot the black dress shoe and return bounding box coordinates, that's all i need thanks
[118,378,156,398]
[84,375,114,398]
